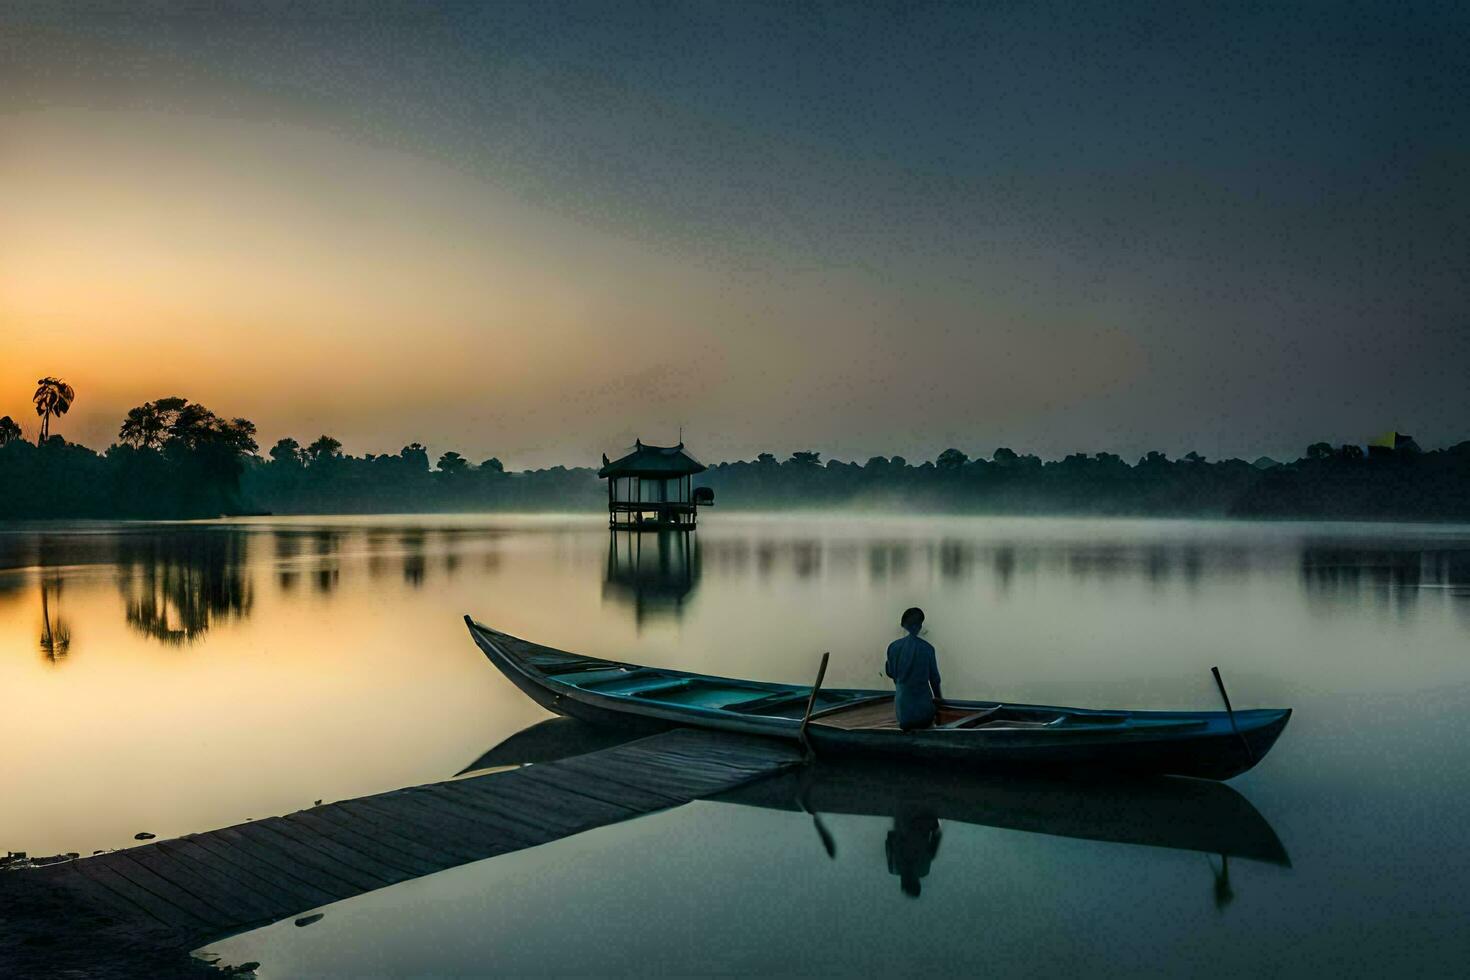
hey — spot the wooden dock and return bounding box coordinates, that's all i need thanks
[2,729,799,969]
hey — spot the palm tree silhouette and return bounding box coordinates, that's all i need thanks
[0,415,22,446]
[32,377,76,442]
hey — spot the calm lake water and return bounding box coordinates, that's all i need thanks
[4,514,1469,975]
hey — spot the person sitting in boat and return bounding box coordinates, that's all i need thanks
[885,607,943,730]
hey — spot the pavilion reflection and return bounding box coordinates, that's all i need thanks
[602,530,701,626]
[116,528,253,644]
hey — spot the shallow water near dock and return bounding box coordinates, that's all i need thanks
[4,514,1469,974]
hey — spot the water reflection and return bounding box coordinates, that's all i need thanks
[38,574,70,664]
[310,529,343,595]
[116,529,253,644]
[5,521,1470,662]
[400,529,427,587]
[602,531,701,626]
[886,810,942,898]
[467,718,1290,909]
[1295,545,1468,617]
[723,759,1291,909]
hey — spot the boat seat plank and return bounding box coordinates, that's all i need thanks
[942,708,1002,729]
[810,698,902,731]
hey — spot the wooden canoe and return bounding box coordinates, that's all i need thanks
[464,617,1291,780]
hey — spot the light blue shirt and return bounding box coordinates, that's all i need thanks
[885,632,941,728]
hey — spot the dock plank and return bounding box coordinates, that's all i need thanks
[154,837,307,914]
[268,815,423,883]
[6,728,799,956]
[286,808,446,878]
[348,792,540,855]
[225,822,389,893]
[70,854,218,932]
[121,843,282,925]
[184,833,342,909]
[211,825,367,896]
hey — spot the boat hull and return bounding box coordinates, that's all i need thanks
[805,709,1289,781]
[464,617,1290,780]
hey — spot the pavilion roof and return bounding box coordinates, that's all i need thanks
[598,440,707,478]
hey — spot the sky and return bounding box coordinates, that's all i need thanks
[1,1,1467,468]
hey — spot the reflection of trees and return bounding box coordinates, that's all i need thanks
[311,529,342,595]
[400,529,427,587]
[274,529,302,591]
[603,531,701,628]
[38,574,71,664]
[1299,546,1428,616]
[117,530,252,644]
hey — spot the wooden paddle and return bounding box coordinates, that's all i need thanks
[798,652,831,756]
[1211,665,1255,764]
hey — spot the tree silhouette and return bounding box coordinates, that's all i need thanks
[400,443,430,470]
[33,377,75,442]
[480,457,505,473]
[270,437,304,466]
[437,451,468,474]
[0,415,21,446]
[306,435,343,465]
[936,448,969,470]
[119,401,171,449]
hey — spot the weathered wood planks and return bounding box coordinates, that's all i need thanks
[9,729,799,957]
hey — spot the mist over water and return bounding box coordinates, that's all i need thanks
[4,514,1469,974]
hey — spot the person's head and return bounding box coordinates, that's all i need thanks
[900,606,924,634]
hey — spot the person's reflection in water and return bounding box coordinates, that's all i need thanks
[886,809,942,898]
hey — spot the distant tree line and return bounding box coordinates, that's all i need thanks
[697,440,1470,520]
[2,378,1468,520]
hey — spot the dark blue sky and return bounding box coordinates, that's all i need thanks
[3,1,1467,464]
